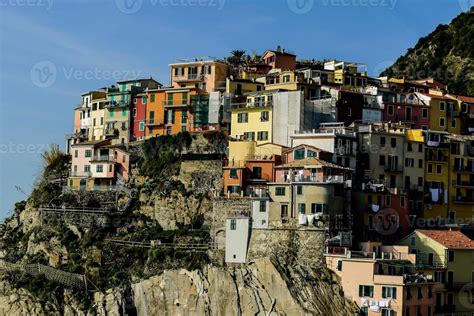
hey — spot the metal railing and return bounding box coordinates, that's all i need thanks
[91,156,115,162]
[69,171,92,177]
[291,175,344,183]
[231,101,273,109]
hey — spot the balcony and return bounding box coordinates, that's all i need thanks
[384,164,403,173]
[69,171,92,178]
[144,119,164,126]
[453,180,474,188]
[231,101,273,110]
[173,73,204,82]
[105,100,128,109]
[104,128,119,137]
[67,131,88,140]
[163,101,189,108]
[426,155,448,163]
[90,156,115,163]
[291,174,344,183]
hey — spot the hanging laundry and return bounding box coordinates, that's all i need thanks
[371,204,380,212]
[430,188,439,203]
[298,214,307,225]
[307,214,315,225]
[379,300,390,308]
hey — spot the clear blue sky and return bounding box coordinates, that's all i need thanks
[0,0,470,218]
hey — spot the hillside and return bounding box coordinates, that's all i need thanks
[381,8,474,95]
[0,133,357,315]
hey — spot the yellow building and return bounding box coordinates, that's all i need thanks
[447,135,474,223]
[323,60,368,89]
[227,140,287,167]
[399,229,474,314]
[225,78,264,97]
[427,90,461,134]
[230,90,274,144]
[423,130,450,220]
[264,70,320,99]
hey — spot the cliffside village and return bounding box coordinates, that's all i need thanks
[66,47,474,316]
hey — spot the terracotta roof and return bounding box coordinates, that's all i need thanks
[418,229,474,250]
[275,157,352,170]
[448,94,474,103]
[283,144,328,154]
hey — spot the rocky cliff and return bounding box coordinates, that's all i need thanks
[0,132,358,315]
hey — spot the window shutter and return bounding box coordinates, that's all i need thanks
[359,285,363,297]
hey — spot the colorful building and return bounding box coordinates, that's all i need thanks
[383,92,431,130]
[325,242,444,316]
[399,229,474,314]
[261,48,296,71]
[131,92,148,141]
[169,57,228,93]
[426,90,461,134]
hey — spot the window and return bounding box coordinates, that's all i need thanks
[405,158,414,167]
[257,131,268,141]
[96,165,103,172]
[451,119,456,128]
[381,309,395,316]
[382,287,397,299]
[230,219,236,230]
[275,187,286,196]
[400,196,405,208]
[380,137,386,147]
[237,113,248,123]
[260,111,269,122]
[108,164,113,172]
[337,260,342,271]
[440,101,446,111]
[298,203,306,214]
[410,236,416,246]
[417,286,423,299]
[418,143,423,152]
[358,285,374,298]
[418,159,423,168]
[385,195,391,207]
[448,250,455,262]
[408,143,413,152]
[379,155,386,166]
[150,94,155,102]
[252,167,262,179]
[294,148,305,160]
[439,117,445,127]
[418,177,423,187]
[311,203,326,214]
[85,150,92,158]
[280,205,288,218]
[283,75,291,83]
[307,150,316,157]
[387,105,394,116]
[422,108,428,118]
[133,108,137,117]
[142,96,147,104]
[259,201,266,212]
[436,165,442,174]
[139,121,145,131]
[428,164,433,173]
[391,138,397,148]
[74,150,78,158]
[243,132,254,141]
[182,110,187,124]
[84,165,90,172]
[229,169,238,179]
[296,185,303,195]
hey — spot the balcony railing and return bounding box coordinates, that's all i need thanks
[69,171,92,177]
[90,156,115,163]
[104,128,119,137]
[173,74,204,82]
[105,100,129,108]
[163,101,189,108]
[384,165,403,172]
[231,101,273,110]
[427,155,448,163]
[291,175,344,183]
[144,119,164,126]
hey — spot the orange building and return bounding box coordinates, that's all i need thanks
[145,87,208,137]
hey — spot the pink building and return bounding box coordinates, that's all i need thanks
[325,242,443,316]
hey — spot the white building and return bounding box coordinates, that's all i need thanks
[225,216,250,263]
[251,198,269,229]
